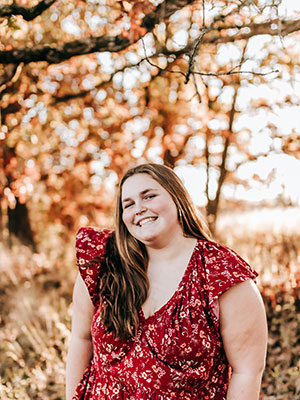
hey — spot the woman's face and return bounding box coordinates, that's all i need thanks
[121,173,182,248]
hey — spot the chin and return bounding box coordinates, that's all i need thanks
[138,232,158,242]
[131,229,158,243]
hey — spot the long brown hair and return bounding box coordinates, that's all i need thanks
[99,163,211,340]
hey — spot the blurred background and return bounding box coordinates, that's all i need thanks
[0,0,299,398]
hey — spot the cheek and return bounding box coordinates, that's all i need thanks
[164,202,179,223]
[122,210,132,228]
[158,198,177,215]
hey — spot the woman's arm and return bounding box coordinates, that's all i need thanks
[66,273,94,400]
[219,280,268,400]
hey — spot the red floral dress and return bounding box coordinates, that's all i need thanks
[73,227,258,400]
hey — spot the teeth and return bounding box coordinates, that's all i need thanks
[139,217,156,226]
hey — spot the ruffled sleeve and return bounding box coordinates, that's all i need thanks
[75,227,113,307]
[201,240,258,307]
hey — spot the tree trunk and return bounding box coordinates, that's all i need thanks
[0,202,3,242]
[8,199,37,251]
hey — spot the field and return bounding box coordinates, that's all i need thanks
[1,207,300,399]
[217,207,300,399]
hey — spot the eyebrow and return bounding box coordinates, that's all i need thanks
[122,188,157,204]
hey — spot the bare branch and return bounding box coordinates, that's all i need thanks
[234,150,282,169]
[206,42,247,221]
[0,63,23,97]
[0,35,132,65]
[1,0,299,66]
[0,64,18,87]
[195,61,208,88]
[203,18,300,45]
[192,72,202,103]
[191,69,279,77]
[141,38,279,79]
[51,53,277,105]
[185,27,208,83]
[0,0,195,65]
[184,0,275,84]
[142,0,195,30]
[0,0,57,21]
[141,38,186,77]
[52,54,156,104]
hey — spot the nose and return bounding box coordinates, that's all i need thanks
[135,202,146,216]
[135,207,146,216]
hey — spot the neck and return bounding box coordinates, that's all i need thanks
[146,233,197,264]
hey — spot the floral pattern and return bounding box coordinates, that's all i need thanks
[73,227,258,400]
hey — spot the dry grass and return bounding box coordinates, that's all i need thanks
[217,207,300,400]
[1,207,299,399]
[0,231,75,400]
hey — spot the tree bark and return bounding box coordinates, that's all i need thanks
[8,199,37,251]
[0,201,3,242]
[206,86,239,232]
[0,0,57,21]
[1,3,299,65]
[0,0,195,65]
[2,142,37,251]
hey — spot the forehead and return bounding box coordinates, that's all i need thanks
[121,173,163,199]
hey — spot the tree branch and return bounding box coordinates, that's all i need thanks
[192,72,202,103]
[203,18,300,45]
[185,27,208,83]
[191,69,279,77]
[52,54,153,104]
[140,38,279,79]
[1,0,299,66]
[213,45,247,210]
[234,150,282,169]
[0,64,18,87]
[0,63,23,98]
[156,18,300,58]
[185,0,250,84]
[0,0,57,21]
[0,0,195,65]
[50,37,276,105]
[206,43,248,222]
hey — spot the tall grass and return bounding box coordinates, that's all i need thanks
[0,230,75,400]
[0,208,299,399]
[217,207,300,400]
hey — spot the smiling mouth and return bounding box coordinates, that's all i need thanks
[137,217,157,227]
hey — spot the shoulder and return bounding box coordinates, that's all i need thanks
[75,227,113,307]
[75,227,113,265]
[198,239,258,304]
[200,240,253,271]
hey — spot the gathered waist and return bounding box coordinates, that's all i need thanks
[88,360,226,400]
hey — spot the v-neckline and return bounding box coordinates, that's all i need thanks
[140,239,199,323]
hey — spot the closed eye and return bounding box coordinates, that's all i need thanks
[123,202,134,209]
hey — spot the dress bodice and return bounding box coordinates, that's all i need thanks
[73,227,258,400]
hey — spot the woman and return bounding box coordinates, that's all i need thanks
[66,163,267,400]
